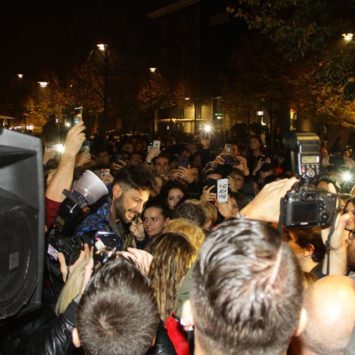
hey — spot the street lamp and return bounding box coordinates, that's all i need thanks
[96,43,109,131]
[17,73,23,79]
[342,33,353,41]
[38,81,48,88]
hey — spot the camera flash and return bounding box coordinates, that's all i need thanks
[341,171,353,183]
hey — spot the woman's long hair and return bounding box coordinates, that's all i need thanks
[148,232,197,320]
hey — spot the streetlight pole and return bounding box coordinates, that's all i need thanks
[149,68,157,136]
[97,44,109,131]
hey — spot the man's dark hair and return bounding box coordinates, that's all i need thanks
[152,152,172,165]
[229,191,248,210]
[175,202,206,227]
[190,219,303,355]
[113,165,156,193]
[76,257,160,355]
[288,227,326,263]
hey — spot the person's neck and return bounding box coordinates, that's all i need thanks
[300,258,318,273]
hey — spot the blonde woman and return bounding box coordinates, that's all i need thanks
[164,218,205,250]
[148,232,197,320]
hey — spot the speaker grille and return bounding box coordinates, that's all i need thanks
[0,194,38,318]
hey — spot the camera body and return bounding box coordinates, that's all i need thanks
[281,132,337,228]
[281,183,337,227]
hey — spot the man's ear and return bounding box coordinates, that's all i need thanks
[180,300,194,331]
[295,308,307,336]
[303,244,314,257]
[112,183,123,199]
[72,327,81,348]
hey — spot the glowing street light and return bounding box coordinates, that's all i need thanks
[203,124,212,134]
[38,81,48,88]
[342,33,353,41]
[17,73,23,79]
[97,43,107,51]
[149,67,157,73]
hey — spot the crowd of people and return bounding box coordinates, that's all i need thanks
[2,121,354,355]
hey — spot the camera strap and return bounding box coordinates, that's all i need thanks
[277,198,286,235]
[325,212,338,276]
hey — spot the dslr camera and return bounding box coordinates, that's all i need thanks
[280,132,337,227]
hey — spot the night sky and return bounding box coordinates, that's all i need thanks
[0,1,151,82]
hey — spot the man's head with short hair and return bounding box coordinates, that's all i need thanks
[111,165,157,223]
[175,202,206,227]
[299,275,355,355]
[152,153,171,177]
[190,219,304,355]
[74,257,160,355]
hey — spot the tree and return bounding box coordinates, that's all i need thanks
[220,33,290,127]
[227,0,355,127]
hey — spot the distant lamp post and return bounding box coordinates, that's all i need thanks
[38,81,48,88]
[17,73,23,79]
[257,110,267,126]
[96,43,109,130]
[203,124,212,134]
[148,67,160,135]
[97,43,107,51]
[342,33,353,41]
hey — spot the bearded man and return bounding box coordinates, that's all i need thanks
[75,165,156,250]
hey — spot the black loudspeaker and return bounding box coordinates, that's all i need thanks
[0,129,44,319]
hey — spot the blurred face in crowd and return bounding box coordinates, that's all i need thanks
[129,153,143,165]
[228,173,244,192]
[189,167,200,183]
[249,137,262,152]
[344,201,355,232]
[167,188,184,210]
[98,151,111,166]
[229,195,240,216]
[187,143,197,155]
[231,144,239,157]
[154,156,170,177]
[112,184,150,224]
[143,207,169,238]
[122,143,134,154]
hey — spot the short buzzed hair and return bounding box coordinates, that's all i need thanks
[76,258,160,355]
[190,219,303,355]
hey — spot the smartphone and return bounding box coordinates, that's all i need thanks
[217,178,229,203]
[95,231,119,251]
[80,140,90,154]
[73,106,83,125]
[153,140,161,150]
[225,144,231,154]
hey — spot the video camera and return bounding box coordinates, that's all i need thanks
[280,132,337,228]
[48,231,121,267]
[53,170,108,237]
